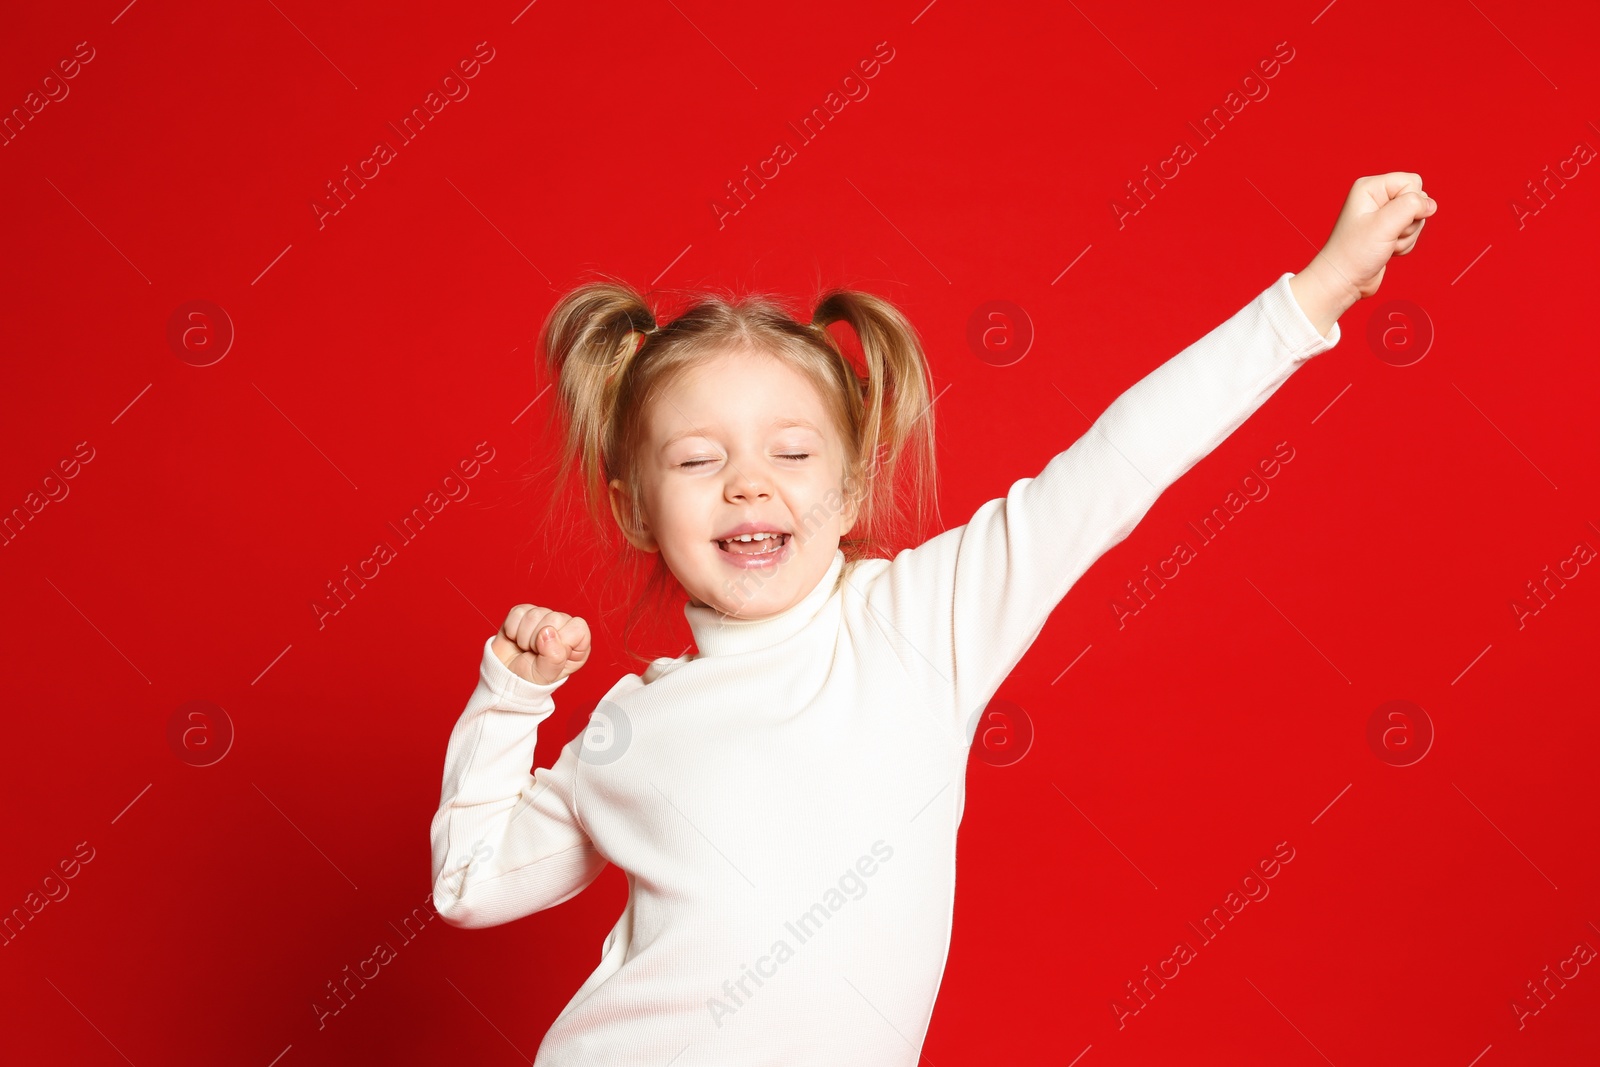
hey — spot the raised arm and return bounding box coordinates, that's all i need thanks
[860,272,1340,741]
[429,635,607,928]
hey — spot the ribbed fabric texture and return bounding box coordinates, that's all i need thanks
[429,273,1341,1065]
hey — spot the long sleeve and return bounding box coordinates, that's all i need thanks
[429,635,608,929]
[861,272,1341,740]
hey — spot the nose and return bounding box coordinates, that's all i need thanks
[725,465,772,503]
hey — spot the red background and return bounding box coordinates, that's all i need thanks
[3,1,1597,1064]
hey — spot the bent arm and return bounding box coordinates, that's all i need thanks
[862,272,1341,738]
[429,636,608,929]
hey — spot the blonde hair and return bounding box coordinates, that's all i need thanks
[528,271,942,666]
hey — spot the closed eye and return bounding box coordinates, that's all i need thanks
[679,454,810,469]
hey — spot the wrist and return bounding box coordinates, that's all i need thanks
[1288,257,1357,339]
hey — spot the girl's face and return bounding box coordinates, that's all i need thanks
[608,347,860,621]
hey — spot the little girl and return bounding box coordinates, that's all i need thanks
[431,173,1436,1065]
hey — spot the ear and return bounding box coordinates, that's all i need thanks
[608,478,658,552]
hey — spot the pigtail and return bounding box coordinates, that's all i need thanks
[536,278,657,543]
[520,276,653,629]
[810,290,942,557]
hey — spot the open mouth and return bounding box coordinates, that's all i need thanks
[713,532,792,565]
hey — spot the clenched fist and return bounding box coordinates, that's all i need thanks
[492,604,592,685]
[1290,171,1439,337]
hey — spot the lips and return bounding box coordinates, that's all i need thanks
[712,532,793,568]
[711,522,790,541]
[714,532,790,553]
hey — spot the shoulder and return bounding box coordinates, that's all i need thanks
[640,654,693,686]
[843,555,890,578]
[840,555,892,592]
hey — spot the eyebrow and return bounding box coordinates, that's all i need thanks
[660,417,823,452]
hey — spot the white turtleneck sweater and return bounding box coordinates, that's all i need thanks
[429,272,1340,1065]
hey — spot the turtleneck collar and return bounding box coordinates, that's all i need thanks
[684,548,847,658]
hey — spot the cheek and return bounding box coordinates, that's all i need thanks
[656,487,708,539]
[796,488,838,534]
